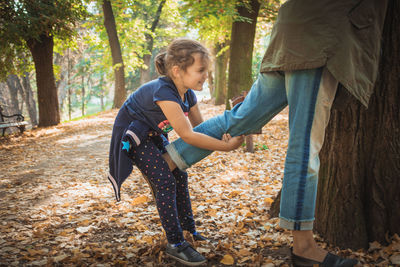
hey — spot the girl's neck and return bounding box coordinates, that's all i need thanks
[170,77,187,100]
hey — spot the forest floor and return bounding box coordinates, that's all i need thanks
[0,100,399,267]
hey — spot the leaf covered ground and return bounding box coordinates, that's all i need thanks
[1,101,399,267]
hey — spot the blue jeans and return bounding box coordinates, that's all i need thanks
[166,68,338,230]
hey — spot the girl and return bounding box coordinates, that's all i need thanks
[108,39,244,266]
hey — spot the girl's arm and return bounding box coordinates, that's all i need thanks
[187,103,203,127]
[157,100,243,151]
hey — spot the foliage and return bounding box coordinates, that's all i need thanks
[179,0,237,45]
[83,0,184,75]
[0,104,398,266]
[180,0,280,46]
[0,0,87,80]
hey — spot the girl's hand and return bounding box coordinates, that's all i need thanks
[223,134,245,150]
[222,133,231,142]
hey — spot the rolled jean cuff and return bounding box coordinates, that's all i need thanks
[165,143,190,170]
[279,217,314,231]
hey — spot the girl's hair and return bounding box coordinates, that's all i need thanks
[154,39,209,77]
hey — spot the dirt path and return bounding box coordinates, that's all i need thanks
[0,102,393,266]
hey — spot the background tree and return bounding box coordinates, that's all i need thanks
[102,0,126,109]
[180,0,236,105]
[225,0,260,109]
[271,1,399,250]
[20,72,38,126]
[138,0,167,84]
[0,0,86,126]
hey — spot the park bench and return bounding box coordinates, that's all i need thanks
[0,105,29,136]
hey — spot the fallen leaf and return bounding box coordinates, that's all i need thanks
[131,195,150,205]
[220,254,235,265]
[390,254,400,265]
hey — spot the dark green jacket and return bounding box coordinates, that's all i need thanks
[260,0,388,107]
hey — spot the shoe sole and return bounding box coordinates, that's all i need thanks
[166,252,206,266]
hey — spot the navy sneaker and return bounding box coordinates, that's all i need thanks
[166,241,206,266]
[192,232,208,241]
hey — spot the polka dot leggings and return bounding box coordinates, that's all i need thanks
[132,137,196,244]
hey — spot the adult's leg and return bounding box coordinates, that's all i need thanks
[279,68,338,261]
[132,138,185,245]
[166,72,288,170]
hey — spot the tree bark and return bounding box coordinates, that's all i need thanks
[27,34,60,127]
[269,1,400,250]
[214,43,229,105]
[315,1,400,249]
[225,0,260,109]
[81,76,85,116]
[6,75,21,114]
[102,0,126,109]
[140,54,152,85]
[67,48,72,121]
[139,0,166,84]
[21,73,38,126]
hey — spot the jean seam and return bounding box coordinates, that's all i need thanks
[295,68,323,222]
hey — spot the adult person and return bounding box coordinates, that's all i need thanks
[163,1,388,266]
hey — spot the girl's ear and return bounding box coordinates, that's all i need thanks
[171,65,181,79]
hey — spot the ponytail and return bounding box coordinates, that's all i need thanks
[154,52,167,76]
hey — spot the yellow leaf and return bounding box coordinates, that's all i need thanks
[264,197,274,206]
[207,208,217,217]
[228,191,240,198]
[220,254,235,265]
[245,211,254,218]
[79,220,90,226]
[131,195,149,205]
[238,248,251,256]
[127,236,136,243]
[237,221,245,229]
[28,248,47,256]
[143,236,153,244]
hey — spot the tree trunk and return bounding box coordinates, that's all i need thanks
[208,70,214,99]
[27,34,60,126]
[139,0,166,84]
[9,75,26,116]
[140,54,152,85]
[102,0,126,109]
[81,76,85,116]
[15,76,25,112]
[67,49,72,121]
[100,75,105,111]
[6,75,21,114]
[21,73,38,126]
[225,0,260,110]
[315,1,400,250]
[214,43,229,105]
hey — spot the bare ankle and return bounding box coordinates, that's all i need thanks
[292,230,327,261]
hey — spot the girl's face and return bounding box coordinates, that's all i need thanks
[175,53,209,92]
